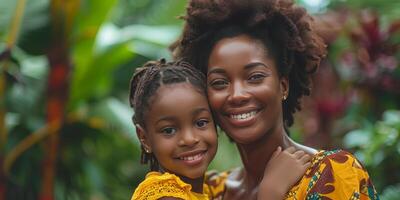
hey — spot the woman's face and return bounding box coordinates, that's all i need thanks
[207,34,288,144]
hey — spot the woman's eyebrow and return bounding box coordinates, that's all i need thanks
[207,67,226,76]
[244,62,270,70]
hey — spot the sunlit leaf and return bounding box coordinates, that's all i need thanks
[90,97,137,143]
[343,129,371,148]
[17,0,51,55]
[70,41,135,107]
[382,110,400,126]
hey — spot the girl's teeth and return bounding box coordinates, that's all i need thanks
[180,153,202,161]
[231,111,257,120]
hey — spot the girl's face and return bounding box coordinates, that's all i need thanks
[207,34,288,144]
[140,83,217,179]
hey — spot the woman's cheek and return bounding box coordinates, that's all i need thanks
[208,90,227,110]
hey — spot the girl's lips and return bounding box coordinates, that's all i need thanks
[176,151,207,166]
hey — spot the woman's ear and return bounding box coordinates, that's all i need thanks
[280,76,289,101]
[136,124,152,153]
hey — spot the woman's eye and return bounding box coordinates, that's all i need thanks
[248,73,266,82]
[161,127,176,135]
[195,119,209,128]
[209,79,228,89]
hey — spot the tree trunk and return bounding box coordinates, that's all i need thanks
[39,41,71,200]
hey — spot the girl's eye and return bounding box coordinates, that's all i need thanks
[161,127,177,135]
[248,73,266,82]
[209,79,228,90]
[195,119,209,128]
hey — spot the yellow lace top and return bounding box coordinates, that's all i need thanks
[131,171,210,200]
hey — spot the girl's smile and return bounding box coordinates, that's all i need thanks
[175,149,207,166]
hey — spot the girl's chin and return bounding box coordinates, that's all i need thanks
[178,172,205,180]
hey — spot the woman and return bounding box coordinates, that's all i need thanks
[171,0,379,199]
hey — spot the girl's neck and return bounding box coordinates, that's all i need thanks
[159,167,204,193]
[180,175,204,193]
[236,126,292,189]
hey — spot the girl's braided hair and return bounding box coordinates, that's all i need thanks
[171,0,327,127]
[129,59,207,171]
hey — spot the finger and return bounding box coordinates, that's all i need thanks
[293,150,305,159]
[277,146,282,152]
[300,154,311,164]
[271,146,282,159]
[303,161,311,169]
[284,146,296,154]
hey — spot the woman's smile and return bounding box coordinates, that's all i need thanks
[207,34,286,144]
[225,109,261,127]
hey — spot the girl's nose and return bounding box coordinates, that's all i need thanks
[178,129,200,147]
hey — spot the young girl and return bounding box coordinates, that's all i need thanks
[129,59,311,200]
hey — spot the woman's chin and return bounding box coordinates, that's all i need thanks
[223,126,267,144]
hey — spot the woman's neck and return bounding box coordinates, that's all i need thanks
[236,126,292,189]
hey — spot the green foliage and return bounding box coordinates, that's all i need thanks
[208,131,241,171]
[380,184,400,200]
[2,0,187,199]
[3,0,399,199]
[344,110,400,195]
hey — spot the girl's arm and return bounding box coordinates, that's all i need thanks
[257,146,311,200]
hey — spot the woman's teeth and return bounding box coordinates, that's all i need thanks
[230,111,257,120]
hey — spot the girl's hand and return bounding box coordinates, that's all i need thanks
[257,146,311,200]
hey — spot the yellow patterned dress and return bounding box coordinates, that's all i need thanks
[205,150,380,200]
[132,171,211,200]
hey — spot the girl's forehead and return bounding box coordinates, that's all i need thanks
[150,82,206,103]
[145,82,210,120]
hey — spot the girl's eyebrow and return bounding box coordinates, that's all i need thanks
[193,107,211,116]
[154,108,210,125]
[155,116,175,125]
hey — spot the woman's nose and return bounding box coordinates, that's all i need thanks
[228,81,250,106]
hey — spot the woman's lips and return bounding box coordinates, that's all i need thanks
[224,109,260,127]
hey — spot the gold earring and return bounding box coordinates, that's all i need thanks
[283,95,287,101]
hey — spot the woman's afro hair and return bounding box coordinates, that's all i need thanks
[171,0,327,127]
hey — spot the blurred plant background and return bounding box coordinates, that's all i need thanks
[0,0,399,199]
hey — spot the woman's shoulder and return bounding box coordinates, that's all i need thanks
[309,149,368,175]
[310,149,354,165]
[131,171,191,200]
[288,149,379,200]
[204,169,236,199]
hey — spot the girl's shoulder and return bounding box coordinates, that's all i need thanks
[131,171,194,200]
[287,149,379,200]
